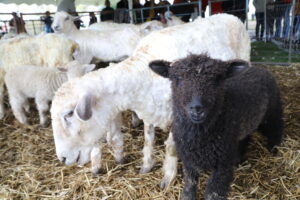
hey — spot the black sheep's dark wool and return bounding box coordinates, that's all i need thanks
[149,54,283,200]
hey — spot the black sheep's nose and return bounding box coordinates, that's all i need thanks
[189,97,203,112]
[190,105,202,114]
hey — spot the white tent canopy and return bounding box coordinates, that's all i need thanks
[0,0,103,6]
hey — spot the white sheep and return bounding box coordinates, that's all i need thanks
[52,11,143,64]
[50,14,250,188]
[88,11,184,36]
[0,33,78,120]
[1,32,28,40]
[5,61,95,127]
[88,20,165,37]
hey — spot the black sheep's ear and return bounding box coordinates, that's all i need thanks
[226,60,250,78]
[149,60,171,78]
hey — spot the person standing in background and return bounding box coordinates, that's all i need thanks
[101,0,114,21]
[143,0,157,21]
[89,12,97,25]
[293,0,300,40]
[253,0,266,40]
[9,12,27,34]
[266,0,275,41]
[282,0,292,39]
[115,0,130,23]
[41,11,54,33]
[73,12,82,29]
[274,0,284,39]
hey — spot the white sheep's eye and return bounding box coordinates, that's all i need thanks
[64,110,74,121]
[65,16,70,21]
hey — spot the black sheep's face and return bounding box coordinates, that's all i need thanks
[169,66,221,124]
[149,54,250,124]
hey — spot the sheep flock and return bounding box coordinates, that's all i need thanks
[0,12,299,200]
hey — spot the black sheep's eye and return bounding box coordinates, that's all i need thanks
[174,77,182,87]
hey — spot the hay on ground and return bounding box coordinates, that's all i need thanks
[0,64,299,200]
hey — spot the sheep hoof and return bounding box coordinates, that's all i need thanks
[24,106,30,113]
[139,166,152,174]
[116,157,127,165]
[205,192,226,200]
[268,146,278,155]
[160,177,171,190]
[131,112,142,128]
[20,120,29,126]
[39,122,49,128]
[131,118,142,128]
[91,168,105,176]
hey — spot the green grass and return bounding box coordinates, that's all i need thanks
[251,41,300,63]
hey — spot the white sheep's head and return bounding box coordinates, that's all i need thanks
[164,11,184,27]
[52,11,79,33]
[139,21,164,36]
[51,82,108,167]
[58,60,95,80]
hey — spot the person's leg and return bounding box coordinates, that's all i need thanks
[260,12,265,39]
[255,12,260,40]
[283,4,291,38]
[275,16,282,38]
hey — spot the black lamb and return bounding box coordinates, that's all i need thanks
[149,54,283,200]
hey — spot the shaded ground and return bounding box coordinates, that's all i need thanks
[0,64,299,200]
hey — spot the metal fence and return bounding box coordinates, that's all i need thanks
[0,0,299,63]
[0,11,101,36]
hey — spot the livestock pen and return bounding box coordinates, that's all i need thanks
[0,63,299,199]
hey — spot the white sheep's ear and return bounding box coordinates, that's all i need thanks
[226,60,249,78]
[83,64,96,73]
[149,60,171,78]
[75,94,93,121]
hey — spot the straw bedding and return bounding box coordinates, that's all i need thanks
[0,64,299,200]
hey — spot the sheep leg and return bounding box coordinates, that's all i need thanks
[91,145,103,175]
[160,131,178,189]
[204,166,233,200]
[139,123,155,174]
[109,114,125,164]
[9,95,28,125]
[131,111,142,128]
[258,110,283,153]
[236,135,251,166]
[23,99,30,113]
[181,164,199,200]
[0,78,5,119]
[35,96,49,127]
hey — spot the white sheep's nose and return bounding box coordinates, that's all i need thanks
[53,25,60,31]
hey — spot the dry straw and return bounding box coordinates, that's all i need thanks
[0,65,299,200]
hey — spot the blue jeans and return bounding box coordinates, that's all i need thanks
[282,4,291,38]
[275,16,282,37]
[45,25,53,33]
